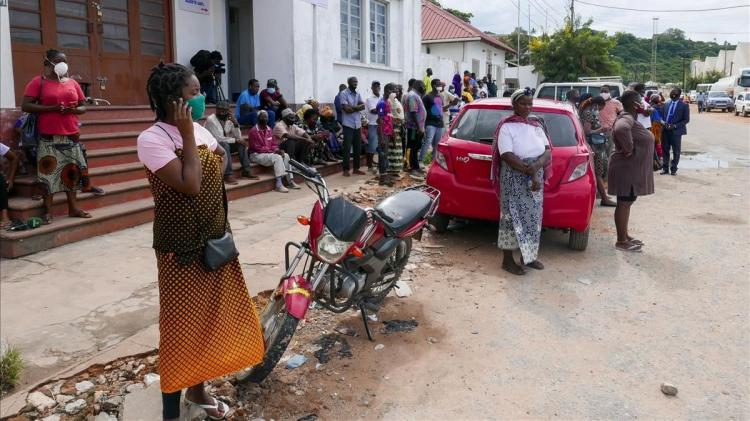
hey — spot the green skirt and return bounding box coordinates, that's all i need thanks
[37,135,87,195]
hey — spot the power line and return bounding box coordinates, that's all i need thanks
[576,1,749,13]
[529,0,563,30]
[507,0,546,33]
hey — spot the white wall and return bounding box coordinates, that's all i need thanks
[422,40,507,86]
[172,0,228,88]
[252,0,296,102]
[286,0,422,106]
[0,6,15,108]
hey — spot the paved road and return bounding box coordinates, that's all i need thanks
[1,108,748,419]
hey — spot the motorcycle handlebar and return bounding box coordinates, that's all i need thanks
[289,159,319,179]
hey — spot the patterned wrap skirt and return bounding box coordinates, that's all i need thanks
[497,158,544,264]
[36,134,87,195]
[388,121,404,173]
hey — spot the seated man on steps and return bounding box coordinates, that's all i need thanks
[248,111,300,193]
[273,108,314,165]
[204,101,258,185]
[236,78,272,127]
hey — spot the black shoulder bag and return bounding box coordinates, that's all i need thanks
[21,76,44,149]
[154,124,239,271]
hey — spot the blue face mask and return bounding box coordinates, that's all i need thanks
[186,94,206,121]
[267,87,276,95]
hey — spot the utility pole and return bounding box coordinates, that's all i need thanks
[723,41,728,75]
[517,0,521,82]
[528,1,531,64]
[545,9,548,35]
[682,56,686,89]
[569,0,575,30]
[651,17,659,82]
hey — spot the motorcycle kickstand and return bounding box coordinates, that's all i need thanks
[358,303,375,342]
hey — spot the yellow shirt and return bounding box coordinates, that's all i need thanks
[423,75,432,91]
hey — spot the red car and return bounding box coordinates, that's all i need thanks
[426,98,596,250]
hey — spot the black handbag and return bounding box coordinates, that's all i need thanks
[201,182,239,271]
[154,124,238,271]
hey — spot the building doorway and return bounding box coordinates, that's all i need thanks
[227,0,254,102]
[9,0,173,105]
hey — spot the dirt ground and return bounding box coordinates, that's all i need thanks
[2,107,748,420]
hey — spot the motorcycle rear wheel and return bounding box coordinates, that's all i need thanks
[235,292,299,383]
[368,237,412,302]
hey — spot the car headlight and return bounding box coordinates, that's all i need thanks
[316,227,353,264]
[567,162,588,182]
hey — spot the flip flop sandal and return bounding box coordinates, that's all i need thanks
[502,263,527,276]
[628,238,645,246]
[600,200,617,207]
[184,397,231,420]
[525,260,545,270]
[615,242,642,252]
[69,209,92,219]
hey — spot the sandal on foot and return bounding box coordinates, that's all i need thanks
[42,214,53,225]
[615,242,642,252]
[184,397,231,420]
[525,260,545,270]
[600,199,617,207]
[628,237,644,246]
[502,263,527,276]
[69,209,92,219]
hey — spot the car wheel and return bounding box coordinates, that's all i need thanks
[736,110,740,116]
[568,226,590,251]
[429,213,450,233]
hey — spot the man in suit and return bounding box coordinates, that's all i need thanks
[661,88,690,175]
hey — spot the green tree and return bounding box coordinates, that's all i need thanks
[498,27,535,66]
[685,70,726,90]
[529,20,621,82]
[427,0,473,22]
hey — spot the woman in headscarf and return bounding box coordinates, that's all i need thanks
[491,88,551,276]
[451,74,462,98]
[608,90,655,252]
[388,84,405,176]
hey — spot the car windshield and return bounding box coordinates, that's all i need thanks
[708,92,729,98]
[451,108,578,147]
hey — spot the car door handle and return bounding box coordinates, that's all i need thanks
[468,153,492,161]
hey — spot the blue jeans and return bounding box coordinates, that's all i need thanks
[366,125,379,153]
[419,125,444,162]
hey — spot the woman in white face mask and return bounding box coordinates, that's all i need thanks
[21,49,92,224]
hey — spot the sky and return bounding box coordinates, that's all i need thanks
[437,0,750,45]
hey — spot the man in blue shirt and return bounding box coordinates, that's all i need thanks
[236,78,273,127]
[334,84,346,125]
[661,88,690,176]
[339,77,366,176]
[696,91,706,113]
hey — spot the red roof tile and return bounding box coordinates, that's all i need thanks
[421,0,515,53]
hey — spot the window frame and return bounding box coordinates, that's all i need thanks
[369,0,388,66]
[340,0,362,62]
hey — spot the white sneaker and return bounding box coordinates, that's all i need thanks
[274,186,289,193]
[288,181,301,190]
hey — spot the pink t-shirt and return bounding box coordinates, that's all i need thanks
[137,122,218,173]
[23,76,86,135]
[599,99,623,130]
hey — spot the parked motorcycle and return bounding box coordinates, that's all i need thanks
[236,160,440,383]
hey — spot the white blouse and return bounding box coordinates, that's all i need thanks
[498,122,549,160]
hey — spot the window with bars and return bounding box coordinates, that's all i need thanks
[369,0,387,65]
[56,0,90,50]
[140,0,166,56]
[340,0,361,61]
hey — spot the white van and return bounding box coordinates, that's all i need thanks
[534,82,626,101]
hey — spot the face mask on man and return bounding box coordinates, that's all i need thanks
[186,94,206,121]
[47,59,68,79]
[388,92,396,101]
[601,92,610,100]
[267,87,276,95]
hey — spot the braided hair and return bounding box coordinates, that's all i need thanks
[146,62,195,121]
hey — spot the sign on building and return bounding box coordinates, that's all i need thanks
[179,0,210,15]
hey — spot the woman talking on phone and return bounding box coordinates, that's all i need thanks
[21,49,91,224]
[137,63,264,420]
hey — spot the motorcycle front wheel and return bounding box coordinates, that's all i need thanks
[235,290,299,383]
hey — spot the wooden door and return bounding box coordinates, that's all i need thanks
[9,0,173,106]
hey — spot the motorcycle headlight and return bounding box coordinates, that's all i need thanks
[316,228,353,264]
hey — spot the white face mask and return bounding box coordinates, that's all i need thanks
[600,92,610,100]
[389,92,396,100]
[47,60,68,78]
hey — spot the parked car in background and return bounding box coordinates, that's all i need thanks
[535,82,625,102]
[734,93,750,117]
[426,98,596,250]
[705,91,734,112]
[689,90,698,102]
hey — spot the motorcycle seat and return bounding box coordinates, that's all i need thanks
[375,190,432,234]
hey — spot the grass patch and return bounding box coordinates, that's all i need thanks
[0,346,24,392]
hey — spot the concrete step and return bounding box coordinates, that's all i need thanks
[86,146,140,168]
[1,160,349,258]
[77,105,154,121]
[80,117,155,135]
[79,131,139,150]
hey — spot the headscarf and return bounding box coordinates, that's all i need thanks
[490,87,546,198]
[452,74,462,96]
[296,103,313,121]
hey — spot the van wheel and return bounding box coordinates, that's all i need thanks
[568,226,590,251]
[429,213,450,233]
[735,110,740,116]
